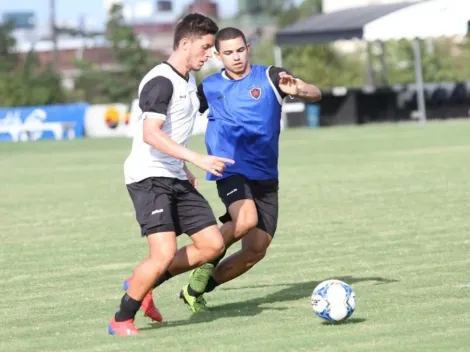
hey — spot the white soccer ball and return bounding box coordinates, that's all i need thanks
[311,279,356,322]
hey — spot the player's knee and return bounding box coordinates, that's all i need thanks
[206,235,225,260]
[195,230,225,262]
[243,246,267,267]
[149,248,176,271]
[233,215,257,239]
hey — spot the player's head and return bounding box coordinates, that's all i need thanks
[173,13,218,71]
[214,27,249,75]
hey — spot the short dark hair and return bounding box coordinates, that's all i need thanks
[173,13,218,50]
[215,27,247,51]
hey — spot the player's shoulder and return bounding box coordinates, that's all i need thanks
[203,70,223,82]
[142,62,173,80]
[138,63,174,95]
[201,70,223,88]
[252,64,271,72]
[267,65,289,74]
[252,64,287,79]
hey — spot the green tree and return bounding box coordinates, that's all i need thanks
[272,0,470,88]
[0,22,65,107]
[383,37,463,85]
[270,0,363,88]
[75,3,160,103]
[0,21,18,73]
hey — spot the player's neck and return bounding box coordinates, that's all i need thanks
[227,64,252,80]
[166,54,190,79]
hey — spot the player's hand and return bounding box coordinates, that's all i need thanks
[192,154,235,177]
[278,72,299,96]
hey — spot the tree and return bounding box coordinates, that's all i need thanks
[382,37,464,85]
[75,3,160,103]
[266,0,363,88]
[271,0,470,88]
[0,21,18,73]
[0,22,66,107]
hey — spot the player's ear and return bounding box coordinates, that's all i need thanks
[214,50,221,61]
[246,43,251,51]
[180,37,190,51]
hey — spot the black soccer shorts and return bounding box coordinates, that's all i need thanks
[127,177,217,237]
[216,174,279,237]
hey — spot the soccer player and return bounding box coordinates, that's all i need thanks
[178,27,323,311]
[107,14,234,336]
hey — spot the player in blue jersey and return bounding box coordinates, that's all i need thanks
[175,27,322,312]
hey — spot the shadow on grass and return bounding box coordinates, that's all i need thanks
[321,318,367,326]
[140,275,396,330]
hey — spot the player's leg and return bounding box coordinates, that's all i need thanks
[206,175,259,267]
[201,179,279,294]
[181,176,258,309]
[108,178,175,335]
[211,228,271,286]
[108,231,177,335]
[152,179,224,277]
[147,180,225,311]
[164,224,224,276]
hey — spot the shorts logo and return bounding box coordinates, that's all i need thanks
[250,87,261,100]
[227,188,238,196]
[151,209,164,215]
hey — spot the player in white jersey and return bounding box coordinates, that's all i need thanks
[108,13,234,336]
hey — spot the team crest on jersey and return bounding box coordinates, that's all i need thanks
[250,87,262,100]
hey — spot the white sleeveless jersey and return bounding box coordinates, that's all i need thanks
[124,62,199,184]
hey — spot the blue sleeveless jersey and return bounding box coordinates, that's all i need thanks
[202,65,283,181]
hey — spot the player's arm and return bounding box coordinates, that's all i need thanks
[140,76,234,176]
[197,83,209,114]
[269,66,322,102]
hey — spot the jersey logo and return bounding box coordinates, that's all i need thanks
[250,87,262,100]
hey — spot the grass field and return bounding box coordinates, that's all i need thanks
[1,120,470,352]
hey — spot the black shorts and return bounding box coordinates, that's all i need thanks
[216,174,279,237]
[127,177,217,237]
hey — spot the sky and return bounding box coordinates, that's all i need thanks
[0,0,239,30]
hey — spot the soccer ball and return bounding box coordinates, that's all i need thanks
[311,279,356,322]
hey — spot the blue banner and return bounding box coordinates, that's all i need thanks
[0,103,88,142]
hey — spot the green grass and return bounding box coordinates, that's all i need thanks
[1,120,470,351]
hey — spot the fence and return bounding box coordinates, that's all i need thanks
[2,81,469,142]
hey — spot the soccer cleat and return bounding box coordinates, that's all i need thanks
[188,263,214,293]
[179,284,209,312]
[108,317,140,336]
[123,277,163,322]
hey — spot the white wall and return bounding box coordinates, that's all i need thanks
[322,0,418,13]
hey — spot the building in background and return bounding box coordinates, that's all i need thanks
[322,0,419,13]
[5,0,283,87]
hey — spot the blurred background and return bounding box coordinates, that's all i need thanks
[0,0,469,141]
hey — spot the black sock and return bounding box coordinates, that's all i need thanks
[209,249,227,267]
[187,284,202,297]
[153,270,173,289]
[205,276,220,293]
[115,293,141,322]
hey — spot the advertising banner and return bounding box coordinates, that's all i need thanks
[0,103,87,142]
[84,104,131,138]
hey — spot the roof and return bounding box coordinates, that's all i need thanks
[276,2,415,45]
[275,0,470,45]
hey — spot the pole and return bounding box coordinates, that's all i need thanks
[273,45,283,67]
[379,41,388,86]
[412,38,427,123]
[366,41,375,86]
[50,0,59,70]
